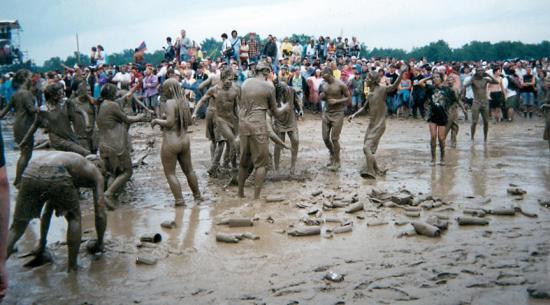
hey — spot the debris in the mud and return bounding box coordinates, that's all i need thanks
[295,202,310,209]
[265,194,286,203]
[394,219,409,226]
[140,233,162,243]
[404,211,420,218]
[301,217,322,226]
[391,193,413,205]
[515,207,538,218]
[307,206,319,215]
[217,218,254,227]
[485,207,516,216]
[411,222,440,237]
[287,226,321,236]
[495,273,526,286]
[311,190,323,197]
[266,216,275,224]
[324,271,344,282]
[240,232,260,240]
[160,220,176,229]
[136,255,157,265]
[431,206,455,213]
[327,224,353,234]
[367,219,388,226]
[457,216,489,226]
[396,225,417,238]
[527,282,550,299]
[331,201,350,208]
[356,214,365,220]
[419,200,441,210]
[538,199,550,208]
[507,187,527,196]
[215,233,241,243]
[463,208,486,217]
[426,215,449,230]
[274,229,286,234]
[345,202,364,213]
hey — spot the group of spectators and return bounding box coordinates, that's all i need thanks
[2,29,549,123]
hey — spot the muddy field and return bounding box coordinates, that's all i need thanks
[2,113,550,305]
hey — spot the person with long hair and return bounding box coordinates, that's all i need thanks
[420,72,458,165]
[152,79,201,206]
[488,67,506,123]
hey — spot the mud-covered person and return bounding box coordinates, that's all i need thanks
[19,83,91,157]
[320,67,350,171]
[238,60,285,199]
[348,64,407,179]
[273,78,303,175]
[0,69,36,187]
[542,74,550,151]
[71,80,98,153]
[196,72,223,170]
[152,79,201,206]
[96,83,149,209]
[462,66,499,142]
[6,151,107,272]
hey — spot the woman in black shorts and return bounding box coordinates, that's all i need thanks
[420,72,456,165]
[488,67,506,123]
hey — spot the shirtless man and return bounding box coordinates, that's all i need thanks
[320,67,350,171]
[193,68,240,175]
[20,83,91,157]
[6,151,107,272]
[71,80,97,153]
[349,65,407,179]
[273,80,303,175]
[152,79,201,206]
[444,75,467,148]
[96,84,149,208]
[238,60,284,199]
[462,67,499,142]
[0,69,36,187]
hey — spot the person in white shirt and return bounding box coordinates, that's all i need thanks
[112,65,132,89]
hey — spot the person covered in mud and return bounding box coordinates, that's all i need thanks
[348,64,407,179]
[116,82,153,153]
[319,66,350,171]
[443,74,467,149]
[419,71,459,165]
[193,68,240,176]
[461,66,499,142]
[71,80,98,153]
[0,69,36,187]
[197,73,224,169]
[273,79,303,175]
[96,83,149,208]
[19,83,91,157]
[151,79,201,206]
[6,151,107,272]
[238,60,285,199]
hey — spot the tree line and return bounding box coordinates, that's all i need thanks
[30,37,550,73]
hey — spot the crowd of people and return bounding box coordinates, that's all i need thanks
[0,28,549,302]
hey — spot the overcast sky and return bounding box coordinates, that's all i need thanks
[3,0,549,64]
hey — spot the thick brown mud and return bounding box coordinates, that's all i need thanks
[2,114,549,305]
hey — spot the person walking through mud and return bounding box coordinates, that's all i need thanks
[71,80,98,154]
[320,67,350,171]
[6,151,107,272]
[444,74,467,149]
[0,69,36,188]
[462,66,499,142]
[96,83,149,209]
[420,71,459,165]
[348,65,407,179]
[273,79,303,175]
[238,60,284,199]
[152,79,201,206]
[19,83,91,157]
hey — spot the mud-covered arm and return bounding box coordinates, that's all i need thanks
[0,98,13,119]
[294,90,304,116]
[18,113,41,147]
[484,74,499,85]
[269,86,286,118]
[348,93,372,121]
[192,88,213,118]
[198,76,212,93]
[386,71,405,93]
[152,100,176,129]
[112,103,146,124]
